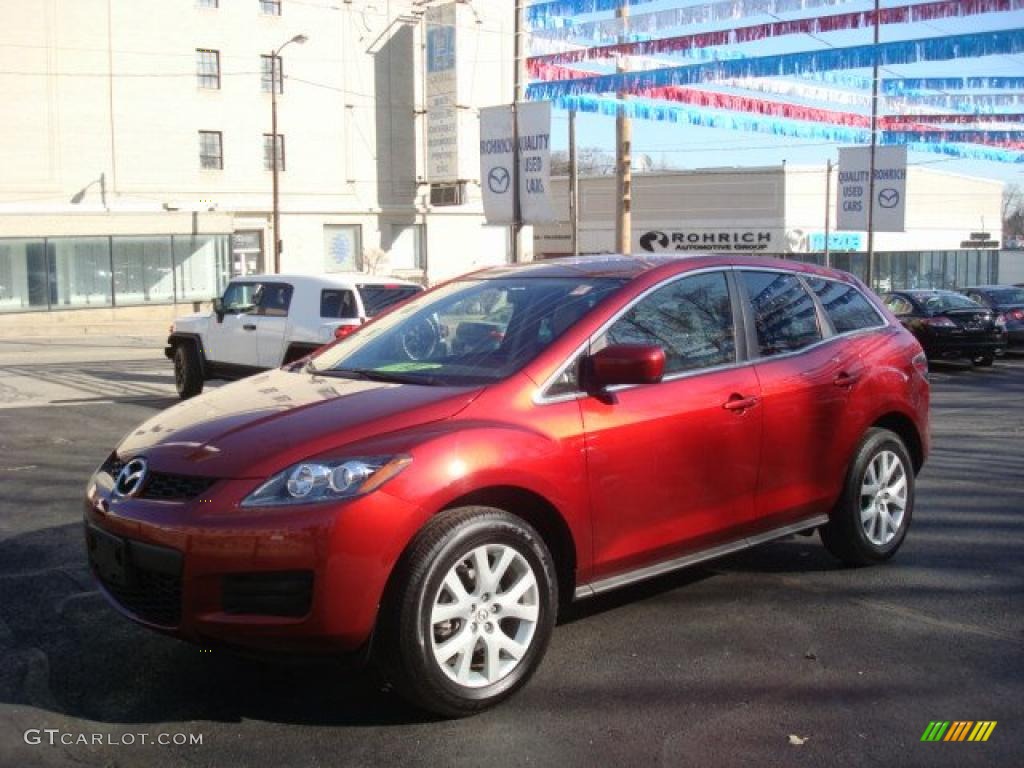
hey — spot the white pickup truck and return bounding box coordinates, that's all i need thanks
[166,274,422,398]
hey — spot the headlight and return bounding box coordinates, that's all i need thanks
[241,455,411,508]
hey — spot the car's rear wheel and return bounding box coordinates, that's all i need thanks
[820,428,914,566]
[173,343,204,399]
[973,353,995,366]
[379,506,557,717]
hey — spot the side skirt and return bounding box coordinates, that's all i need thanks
[574,515,829,600]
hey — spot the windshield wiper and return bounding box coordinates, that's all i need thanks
[316,367,444,386]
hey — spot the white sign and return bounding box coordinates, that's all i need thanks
[836,146,907,232]
[638,229,777,253]
[426,3,458,182]
[479,101,554,225]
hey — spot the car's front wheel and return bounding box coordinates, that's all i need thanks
[820,428,914,566]
[973,353,995,366]
[173,343,204,399]
[379,506,557,717]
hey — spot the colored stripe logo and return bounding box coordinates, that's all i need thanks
[921,721,997,742]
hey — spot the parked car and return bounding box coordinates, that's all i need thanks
[86,255,929,716]
[166,274,422,398]
[882,289,1007,365]
[960,285,1024,350]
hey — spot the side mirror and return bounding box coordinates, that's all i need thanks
[212,297,225,323]
[584,344,665,394]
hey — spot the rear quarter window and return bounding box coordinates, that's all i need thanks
[321,289,358,319]
[804,277,885,333]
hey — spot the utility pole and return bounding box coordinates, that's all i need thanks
[824,158,833,268]
[512,0,528,262]
[865,0,880,289]
[569,109,579,256]
[615,1,631,254]
[270,34,308,274]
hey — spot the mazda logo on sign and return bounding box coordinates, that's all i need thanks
[487,167,511,194]
[639,231,669,252]
[114,458,149,498]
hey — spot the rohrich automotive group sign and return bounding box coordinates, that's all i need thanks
[638,229,776,252]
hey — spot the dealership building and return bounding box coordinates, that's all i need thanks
[0,0,513,331]
[535,164,1005,292]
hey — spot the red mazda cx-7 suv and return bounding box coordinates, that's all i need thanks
[85,255,929,716]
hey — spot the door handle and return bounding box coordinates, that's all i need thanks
[833,371,859,388]
[243,323,257,331]
[723,394,759,412]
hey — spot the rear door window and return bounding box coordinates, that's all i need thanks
[601,271,737,375]
[256,283,293,317]
[357,284,422,317]
[804,277,884,333]
[321,289,358,319]
[740,271,822,357]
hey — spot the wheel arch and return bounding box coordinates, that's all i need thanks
[168,333,208,373]
[871,411,924,474]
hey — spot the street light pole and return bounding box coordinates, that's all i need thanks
[270,33,308,274]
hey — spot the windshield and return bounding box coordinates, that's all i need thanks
[358,284,423,317]
[309,277,626,386]
[918,292,982,313]
[987,288,1024,306]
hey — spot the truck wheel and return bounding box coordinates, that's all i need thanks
[173,343,204,399]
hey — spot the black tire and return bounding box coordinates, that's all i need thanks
[378,506,558,718]
[173,343,204,399]
[820,428,914,566]
[973,353,994,367]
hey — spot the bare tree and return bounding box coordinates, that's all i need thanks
[1003,184,1024,246]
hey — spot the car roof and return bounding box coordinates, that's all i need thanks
[230,274,420,288]
[466,253,857,283]
[965,285,1018,291]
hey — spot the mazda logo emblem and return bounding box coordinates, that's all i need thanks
[115,458,149,497]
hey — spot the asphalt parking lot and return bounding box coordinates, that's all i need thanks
[0,339,1021,768]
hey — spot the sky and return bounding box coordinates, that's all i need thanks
[530,0,1024,187]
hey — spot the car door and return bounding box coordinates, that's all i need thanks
[255,281,294,367]
[738,270,862,530]
[580,270,763,580]
[205,281,262,367]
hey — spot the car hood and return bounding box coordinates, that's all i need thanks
[116,368,483,478]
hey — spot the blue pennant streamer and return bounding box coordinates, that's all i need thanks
[526,29,1024,100]
[883,77,1024,93]
[527,0,657,23]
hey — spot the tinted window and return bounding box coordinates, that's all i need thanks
[256,283,293,317]
[987,287,1024,305]
[740,271,821,356]
[321,289,358,319]
[805,277,883,333]
[602,271,736,375]
[884,295,914,316]
[357,284,422,317]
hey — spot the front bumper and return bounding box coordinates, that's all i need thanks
[83,468,422,655]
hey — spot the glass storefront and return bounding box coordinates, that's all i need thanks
[0,234,231,313]
[786,250,999,293]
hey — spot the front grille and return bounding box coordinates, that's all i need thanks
[222,571,314,618]
[100,453,217,501]
[86,528,183,627]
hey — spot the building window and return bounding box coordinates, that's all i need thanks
[388,224,424,270]
[260,0,281,16]
[197,0,218,7]
[199,130,223,169]
[113,237,174,305]
[323,225,362,272]
[260,54,283,93]
[263,134,285,171]
[196,49,220,89]
[430,182,464,206]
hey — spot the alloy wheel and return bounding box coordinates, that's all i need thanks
[859,450,908,546]
[429,544,539,689]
